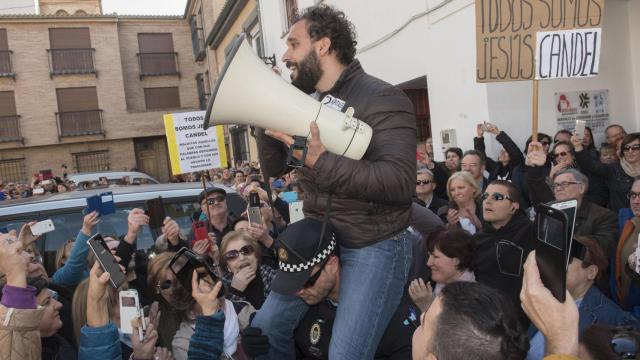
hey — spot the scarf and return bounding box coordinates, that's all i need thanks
[433,270,476,297]
[621,157,640,178]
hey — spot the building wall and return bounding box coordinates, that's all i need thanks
[0,14,205,181]
[0,138,135,177]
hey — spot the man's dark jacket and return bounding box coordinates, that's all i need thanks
[473,211,535,310]
[257,60,417,248]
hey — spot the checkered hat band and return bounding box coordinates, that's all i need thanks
[279,239,336,273]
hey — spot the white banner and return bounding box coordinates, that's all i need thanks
[536,28,602,80]
[555,90,609,134]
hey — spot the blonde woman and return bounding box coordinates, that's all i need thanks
[445,171,483,234]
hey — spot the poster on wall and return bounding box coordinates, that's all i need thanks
[555,90,609,134]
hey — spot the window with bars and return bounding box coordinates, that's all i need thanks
[73,151,109,173]
[283,0,298,32]
[0,158,26,183]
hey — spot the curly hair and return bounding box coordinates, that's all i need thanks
[293,5,357,65]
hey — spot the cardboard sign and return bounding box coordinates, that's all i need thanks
[164,111,228,175]
[475,0,604,82]
[536,28,601,79]
[555,89,609,133]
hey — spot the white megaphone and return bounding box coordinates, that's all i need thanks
[203,34,372,160]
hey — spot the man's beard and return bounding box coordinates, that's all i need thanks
[288,49,323,95]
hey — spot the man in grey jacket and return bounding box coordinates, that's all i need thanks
[252,4,416,360]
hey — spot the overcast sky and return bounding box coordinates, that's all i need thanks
[102,0,188,16]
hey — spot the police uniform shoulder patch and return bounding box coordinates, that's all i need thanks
[278,248,288,262]
[310,321,322,345]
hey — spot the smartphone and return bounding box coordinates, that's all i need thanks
[191,221,208,242]
[84,192,116,217]
[535,204,570,302]
[281,191,298,203]
[635,234,640,275]
[169,248,224,297]
[247,192,263,226]
[87,234,126,289]
[119,289,144,340]
[289,201,304,224]
[145,197,166,229]
[549,199,578,268]
[574,120,586,140]
[30,219,55,236]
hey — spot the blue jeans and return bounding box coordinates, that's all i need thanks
[252,229,412,360]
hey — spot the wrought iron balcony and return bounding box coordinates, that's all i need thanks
[55,110,104,139]
[47,48,96,77]
[0,115,22,142]
[0,50,15,78]
[137,52,180,79]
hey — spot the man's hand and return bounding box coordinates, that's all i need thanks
[0,232,28,288]
[476,123,484,138]
[191,270,223,316]
[18,221,40,246]
[192,239,210,256]
[125,209,149,244]
[230,266,256,292]
[162,217,180,245]
[408,278,434,313]
[132,317,159,359]
[520,251,579,356]
[81,211,100,237]
[154,347,174,360]
[526,141,547,167]
[486,122,500,135]
[549,161,570,179]
[266,121,326,168]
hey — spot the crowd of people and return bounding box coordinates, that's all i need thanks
[2,4,640,360]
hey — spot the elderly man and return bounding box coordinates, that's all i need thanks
[461,150,489,191]
[415,169,447,215]
[605,124,627,149]
[525,147,617,258]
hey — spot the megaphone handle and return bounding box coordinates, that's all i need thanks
[286,136,309,168]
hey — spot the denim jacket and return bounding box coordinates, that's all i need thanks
[78,322,121,360]
[578,285,640,333]
[52,231,92,286]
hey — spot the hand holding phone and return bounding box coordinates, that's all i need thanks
[145,197,166,229]
[30,219,55,236]
[84,192,116,217]
[535,204,570,302]
[247,191,263,226]
[87,234,126,288]
[119,290,143,337]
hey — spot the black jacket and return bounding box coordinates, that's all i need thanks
[414,196,448,216]
[474,131,524,182]
[575,149,634,213]
[257,60,417,248]
[473,212,535,310]
[294,296,414,359]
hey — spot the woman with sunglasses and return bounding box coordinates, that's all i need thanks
[573,133,640,212]
[219,231,276,311]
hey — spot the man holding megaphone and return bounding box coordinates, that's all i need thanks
[248,5,417,360]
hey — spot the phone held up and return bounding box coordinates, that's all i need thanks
[247,191,263,226]
[119,289,145,340]
[87,234,126,289]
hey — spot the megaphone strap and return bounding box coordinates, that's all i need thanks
[286,136,309,168]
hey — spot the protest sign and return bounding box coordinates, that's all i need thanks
[555,89,609,133]
[475,0,604,83]
[536,28,601,80]
[164,111,227,175]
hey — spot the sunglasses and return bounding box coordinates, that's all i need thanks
[481,192,512,201]
[553,151,570,158]
[623,144,640,153]
[303,260,327,289]
[628,192,640,200]
[224,245,255,261]
[206,195,226,205]
[416,180,434,185]
[157,279,177,291]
